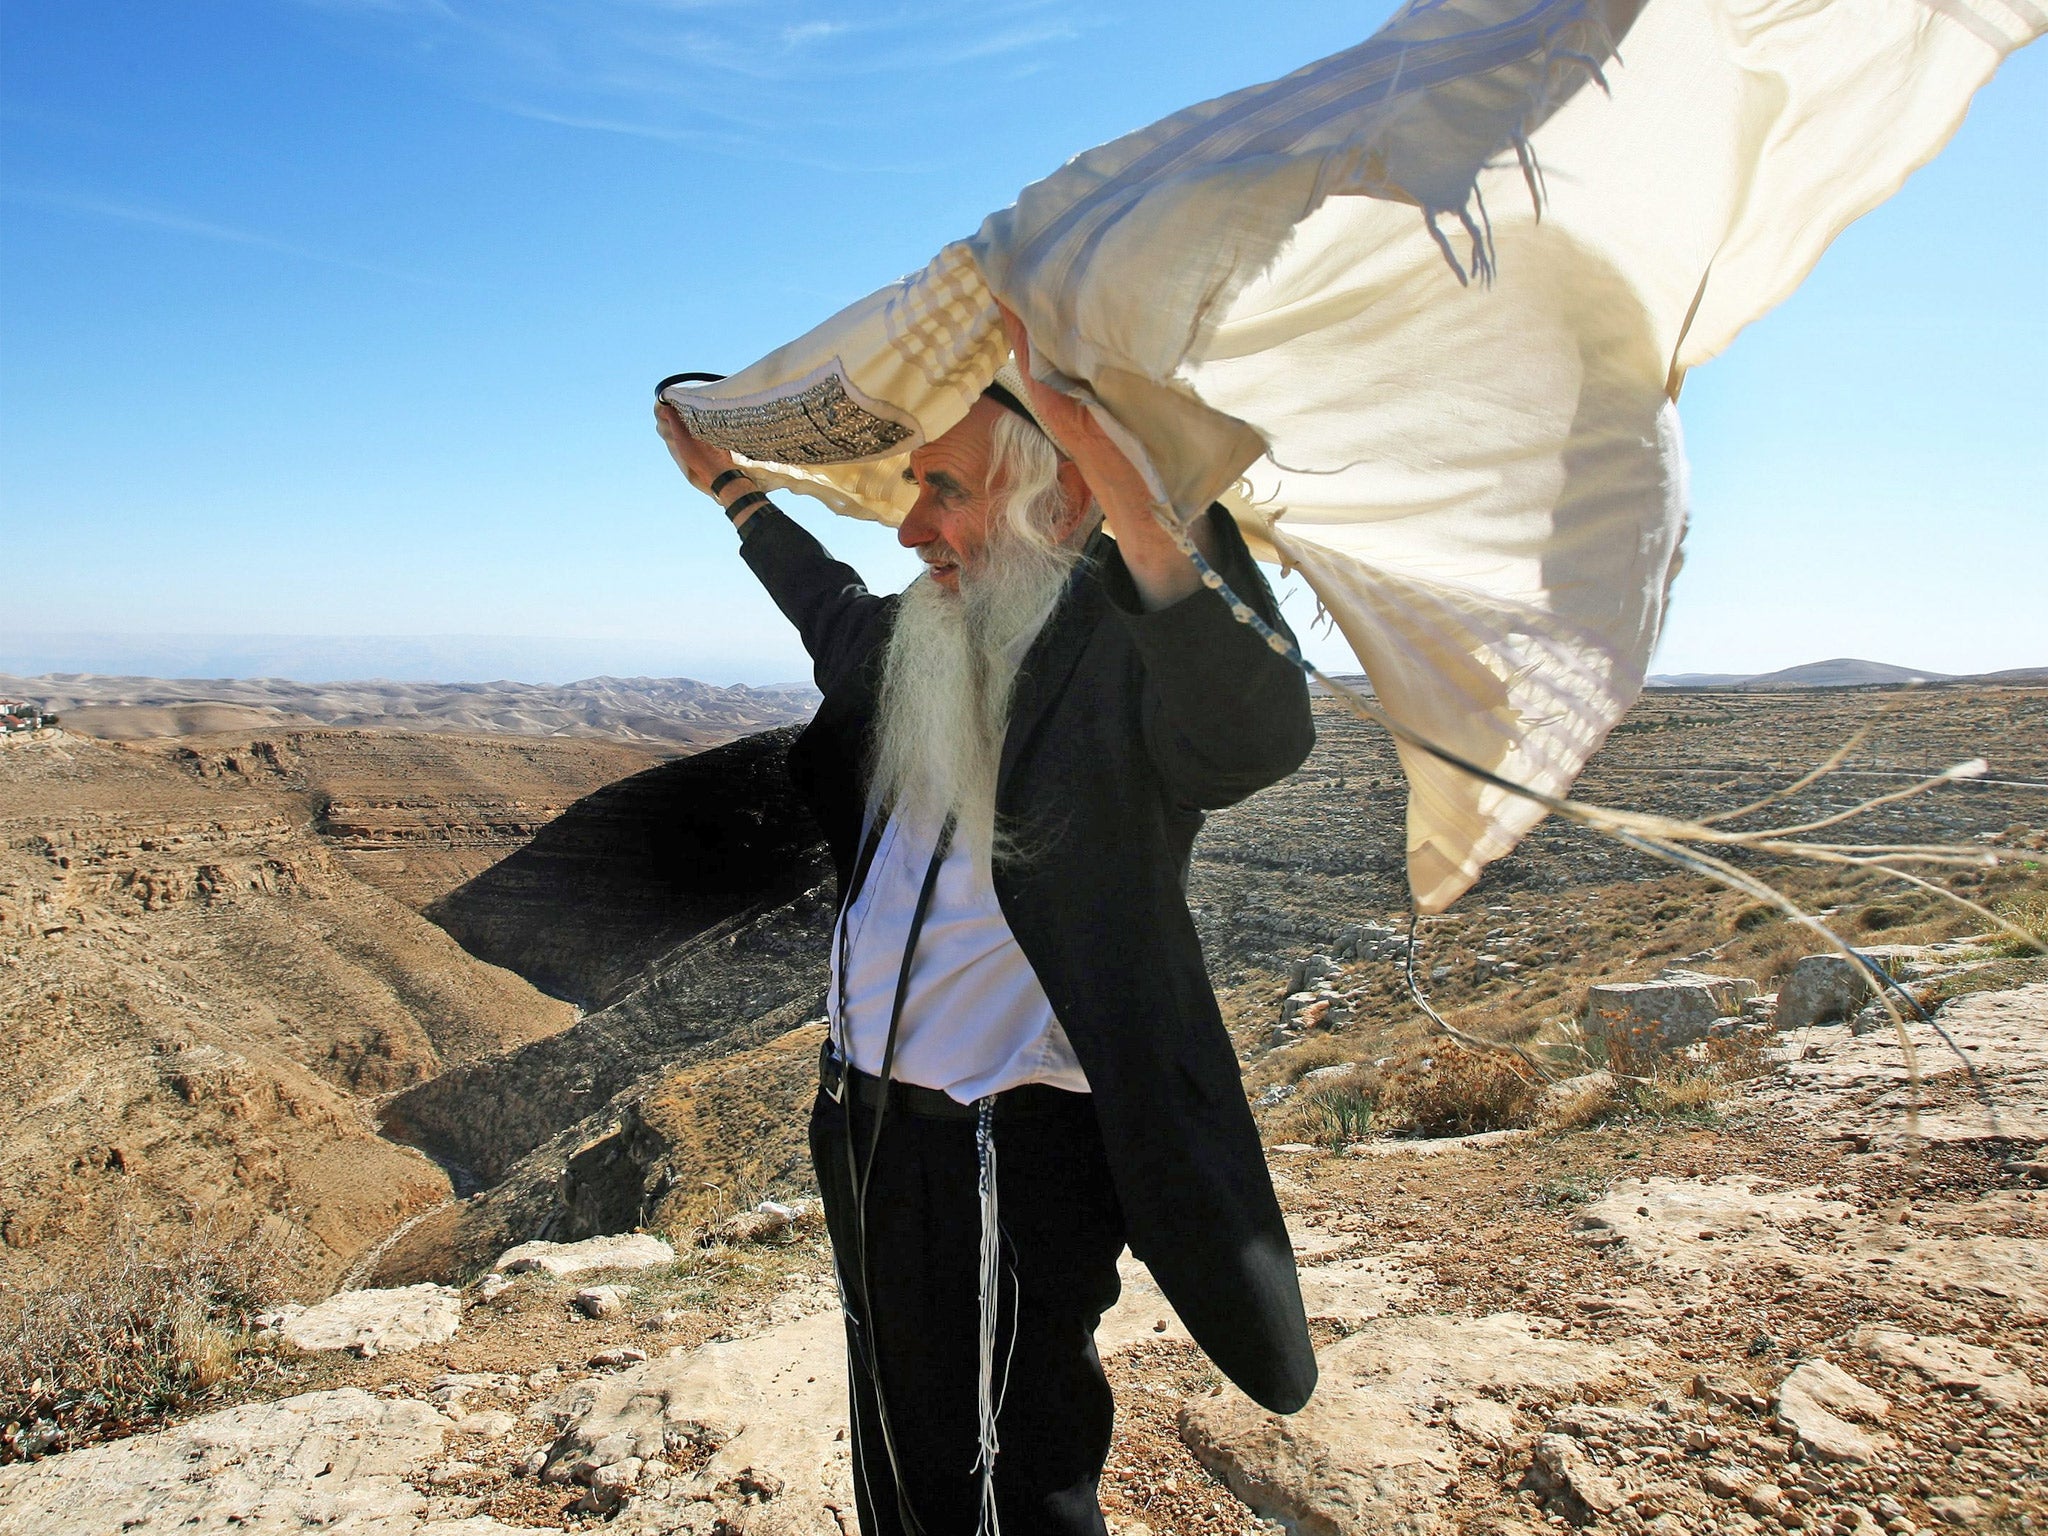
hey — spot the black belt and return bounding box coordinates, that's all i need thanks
[820,1042,1081,1122]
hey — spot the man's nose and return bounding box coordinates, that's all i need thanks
[898,495,940,548]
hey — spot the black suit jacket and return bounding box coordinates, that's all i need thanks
[740,503,1318,1414]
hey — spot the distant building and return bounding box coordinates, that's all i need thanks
[0,699,56,734]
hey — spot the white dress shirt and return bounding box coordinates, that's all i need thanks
[829,807,1090,1103]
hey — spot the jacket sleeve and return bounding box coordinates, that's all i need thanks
[737,505,894,696]
[1101,505,1316,810]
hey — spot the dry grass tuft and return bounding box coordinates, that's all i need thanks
[1536,1072,1626,1131]
[0,1214,288,1461]
[1986,894,2048,959]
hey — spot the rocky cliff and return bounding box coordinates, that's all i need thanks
[424,727,827,1010]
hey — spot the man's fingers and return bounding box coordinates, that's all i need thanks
[995,300,1029,370]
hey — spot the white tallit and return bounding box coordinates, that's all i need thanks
[662,0,2041,913]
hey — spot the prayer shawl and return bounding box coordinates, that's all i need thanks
[661,0,2041,913]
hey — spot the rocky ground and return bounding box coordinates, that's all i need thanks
[4,685,2045,1532]
[2,978,2041,1535]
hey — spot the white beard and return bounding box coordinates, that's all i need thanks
[868,531,1081,866]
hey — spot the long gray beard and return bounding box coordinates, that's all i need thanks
[869,535,1080,866]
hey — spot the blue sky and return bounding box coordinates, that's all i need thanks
[2,1,2041,685]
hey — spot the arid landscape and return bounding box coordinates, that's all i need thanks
[1,674,819,751]
[2,674,2044,1535]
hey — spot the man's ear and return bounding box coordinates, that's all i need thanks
[1052,459,1095,542]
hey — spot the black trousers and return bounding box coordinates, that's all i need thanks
[809,1081,1128,1536]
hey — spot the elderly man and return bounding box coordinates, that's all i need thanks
[654,333,1314,1535]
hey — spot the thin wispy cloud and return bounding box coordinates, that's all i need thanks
[281,0,1096,141]
[2,186,438,284]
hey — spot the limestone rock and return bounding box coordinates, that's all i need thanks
[1928,1495,1988,1528]
[279,1283,461,1357]
[1584,972,1758,1053]
[1179,1313,1635,1535]
[1346,1128,1531,1157]
[451,1410,520,1439]
[1100,1243,1420,1357]
[495,1232,676,1277]
[1853,1326,2041,1410]
[1528,1432,1627,1518]
[0,1388,464,1535]
[1578,1171,2048,1320]
[1575,1177,1853,1274]
[535,1304,852,1533]
[1776,954,1878,1031]
[1753,982,2048,1150]
[1773,1359,1888,1463]
[573,1285,626,1319]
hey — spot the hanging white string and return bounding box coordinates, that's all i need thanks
[973,1097,1004,1536]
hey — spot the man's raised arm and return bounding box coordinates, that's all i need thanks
[654,403,888,695]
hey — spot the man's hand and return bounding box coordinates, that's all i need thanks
[995,305,1213,611]
[655,402,741,496]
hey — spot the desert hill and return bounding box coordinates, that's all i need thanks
[1,673,818,749]
[0,726,667,1292]
[1648,656,2048,689]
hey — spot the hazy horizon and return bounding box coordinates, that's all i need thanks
[3,631,2040,693]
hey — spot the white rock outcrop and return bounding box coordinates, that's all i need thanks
[494,1233,677,1277]
[279,1283,462,1357]
[532,1303,854,1534]
[1853,1327,2041,1410]
[1179,1312,1638,1535]
[0,1388,494,1536]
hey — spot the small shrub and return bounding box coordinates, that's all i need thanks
[1380,1046,1537,1137]
[0,1215,286,1461]
[1623,1032,1770,1124]
[1856,903,1907,932]
[1733,903,1777,932]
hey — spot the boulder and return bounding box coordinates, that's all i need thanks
[1179,1312,1635,1535]
[495,1232,677,1277]
[1584,971,1758,1053]
[1776,954,1878,1030]
[1928,1495,1988,1528]
[0,1388,458,1535]
[279,1283,461,1357]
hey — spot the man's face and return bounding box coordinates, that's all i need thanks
[897,396,1008,594]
